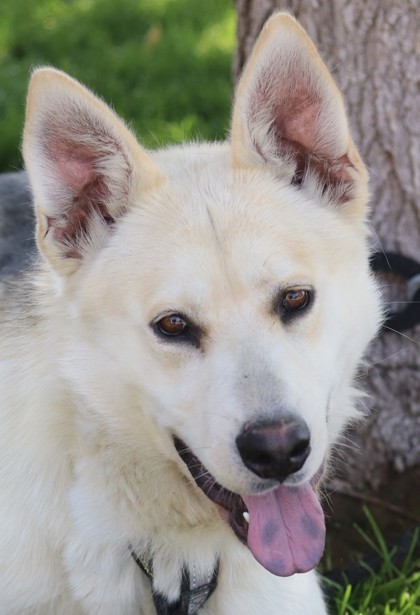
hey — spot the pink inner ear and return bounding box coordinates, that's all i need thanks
[248,76,323,157]
[248,72,355,196]
[279,98,319,153]
[34,102,133,261]
[58,157,98,194]
[47,135,99,196]
[43,139,116,257]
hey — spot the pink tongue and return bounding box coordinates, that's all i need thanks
[243,484,325,576]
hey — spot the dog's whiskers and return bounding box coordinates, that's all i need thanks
[382,325,420,346]
[366,348,407,366]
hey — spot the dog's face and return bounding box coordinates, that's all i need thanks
[23,14,381,577]
[82,158,372,486]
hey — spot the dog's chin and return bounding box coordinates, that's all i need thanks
[174,437,326,578]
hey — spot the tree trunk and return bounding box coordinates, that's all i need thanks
[235,0,420,490]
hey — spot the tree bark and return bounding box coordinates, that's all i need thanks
[235,0,420,489]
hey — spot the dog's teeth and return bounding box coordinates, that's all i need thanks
[243,512,250,523]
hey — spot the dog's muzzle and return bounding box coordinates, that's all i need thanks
[174,435,325,577]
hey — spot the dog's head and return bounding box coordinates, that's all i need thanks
[23,14,382,577]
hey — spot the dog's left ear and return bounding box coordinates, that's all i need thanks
[23,68,163,275]
[231,13,367,212]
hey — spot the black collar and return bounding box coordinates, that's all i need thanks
[130,547,219,615]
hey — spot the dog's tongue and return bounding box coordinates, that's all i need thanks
[243,484,325,577]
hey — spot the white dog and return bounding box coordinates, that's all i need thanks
[0,12,382,614]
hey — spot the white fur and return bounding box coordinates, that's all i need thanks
[0,13,382,614]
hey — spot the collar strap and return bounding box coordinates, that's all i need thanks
[130,547,219,615]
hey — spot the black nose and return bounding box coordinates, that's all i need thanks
[236,418,311,481]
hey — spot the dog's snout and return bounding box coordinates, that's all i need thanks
[236,418,311,482]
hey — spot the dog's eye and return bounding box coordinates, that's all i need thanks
[277,288,313,322]
[282,289,310,313]
[155,314,190,337]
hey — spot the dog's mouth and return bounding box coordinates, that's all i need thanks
[174,437,250,543]
[174,437,325,577]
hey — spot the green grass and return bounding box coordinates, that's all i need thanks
[325,507,420,614]
[0,0,236,172]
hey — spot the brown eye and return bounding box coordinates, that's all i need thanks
[282,289,311,313]
[156,314,189,337]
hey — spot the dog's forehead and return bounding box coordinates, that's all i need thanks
[127,144,330,270]
[107,146,342,312]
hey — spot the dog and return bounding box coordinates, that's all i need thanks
[0,12,382,614]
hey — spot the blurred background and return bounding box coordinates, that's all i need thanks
[0,0,236,172]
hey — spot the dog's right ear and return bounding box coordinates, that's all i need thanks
[23,68,163,275]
